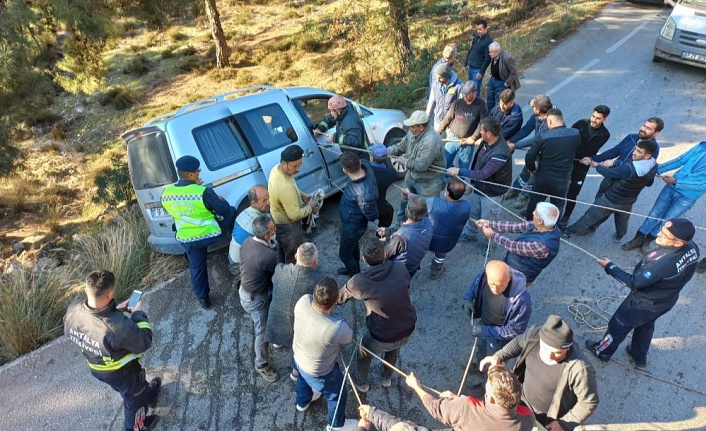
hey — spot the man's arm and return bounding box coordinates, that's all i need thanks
[525,137,541,172]
[338,278,361,304]
[556,362,599,430]
[657,143,701,174]
[482,292,531,340]
[458,155,508,180]
[118,312,153,354]
[315,114,336,133]
[491,233,550,259]
[203,188,232,218]
[386,135,409,157]
[437,102,456,132]
[504,54,519,87]
[367,406,431,431]
[407,373,467,429]
[488,219,533,233]
[408,137,442,172]
[384,234,406,261]
[592,136,630,163]
[507,115,536,144]
[278,185,313,221]
[603,260,667,291]
[595,163,632,179]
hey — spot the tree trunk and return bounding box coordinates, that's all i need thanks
[387,0,411,73]
[204,0,229,68]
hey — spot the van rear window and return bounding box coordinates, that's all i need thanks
[235,104,298,155]
[127,132,177,190]
[192,118,253,171]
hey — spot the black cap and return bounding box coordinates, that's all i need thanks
[175,155,200,172]
[539,315,574,350]
[281,145,304,162]
[664,218,695,242]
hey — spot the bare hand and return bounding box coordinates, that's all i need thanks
[376,227,388,239]
[116,299,129,312]
[130,300,143,312]
[547,421,566,431]
[196,178,204,185]
[401,188,411,197]
[479,355,499,371]
[601,157,617,168]
[313,129,325,136]
[406,372,421,389]
[358,404,371,419]
[579,157,592,166]
[357,418,371,430]
[597,257,611,268]
[326,133,334,142]
[590,160,599,168]
[302,193,312,203]
[308,201,320,212]
[481,226,494,238]
[662,175,676,185]
[447,167,460,176]
[476,73,483,81]
[439,390,456,399]
[507,142,515,152]
[475,219,490,228]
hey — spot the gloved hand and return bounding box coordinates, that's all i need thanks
[471,324,483,338]
[462,302,474,320]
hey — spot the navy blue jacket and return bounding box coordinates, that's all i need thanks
[505,226,561,283]
[387,218,433,276]
[426,197,471,254]
[489,103,523,140]
[339,165,379,228]
[592,134,660,167]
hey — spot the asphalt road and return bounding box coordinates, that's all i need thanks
[2,2,706,430]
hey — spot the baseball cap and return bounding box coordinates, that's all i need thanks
[369,144,388,158]
[403,111,429,127]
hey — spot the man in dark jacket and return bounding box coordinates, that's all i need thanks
[266,243,323,371]
[524,108,580,219]
[587,218,700,368]
[463,18,493,97]
[338,151,379,276]
[425,177,471,279]
[566,140,658,241]
[464,260,531,363]
[489,89,523,141]
[481,315,599,431]
[585,117,663,169]
[239,216,279,382]
[439,81,488,170]
[357,404,430,431]
[378,194,433,278]
[315,95,368,158]
[64,270,161,431]
[558,105,611,229]
[339,239,415,392]
[448,117,512,242]
[483,42,520,112]
[368,144,397,229]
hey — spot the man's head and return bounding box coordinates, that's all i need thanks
[403,111,429,136]
[248,185,270,212]
[530,95,552,117]
[435,63,452,84]
[460,81,477,104]
[656,218,695,248]
[485,365,523,410]
[474,18,489,36]
[488,42,502,59]
[479,117,501,143]
[445,176,466,201]
[498,89,516,114]
[252,215,275,241]
[533,202,560,229]
[340,151,362,176]
[590,105,610,129]
[328,95,347,119]
[369,143,388,164]
[175,155,201,182]
[633,139,658,160]
[442,43,457,62]
[638,117,664,140]
[405,194,428,222]
[539,315,574,365]
[280,145,304,175]
[313,276,339,311]
[85,270,116,301]
[485,260,512,295]
[545,108,564,129]
[362,238,386,266]
[295,242,318,268]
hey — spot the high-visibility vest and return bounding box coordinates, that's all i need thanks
[161,183,221,242]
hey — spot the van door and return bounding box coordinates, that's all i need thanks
[230,102,330,195]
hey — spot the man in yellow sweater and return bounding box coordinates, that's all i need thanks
[269,145,320,263]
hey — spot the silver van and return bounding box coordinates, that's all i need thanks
[653,0,706,69]
[123,86,407,254]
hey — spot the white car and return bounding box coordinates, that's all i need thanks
[653,0,706,69]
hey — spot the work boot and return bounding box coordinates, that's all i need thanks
[430,260,444,279]
[511,195,529,210]
[621,231,646,251]
[696,258,706,274]
[640,235,657,254]
[505,188,519,200]
[148,377,162,408]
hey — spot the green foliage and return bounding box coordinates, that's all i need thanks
[93,156,135,206]
[123,54,151,75]
[99,87,143,110]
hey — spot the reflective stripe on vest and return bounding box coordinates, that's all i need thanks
[161,184,222,243]
[87,352,141,372]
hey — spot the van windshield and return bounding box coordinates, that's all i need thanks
[127,131,177,190]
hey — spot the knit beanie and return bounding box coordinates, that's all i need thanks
[539,315,574,350]
[281,145,304,162]
[435,63,452,80]
[664,218,695,242]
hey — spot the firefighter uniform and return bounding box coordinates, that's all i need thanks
[64,299,158,431]
[161,156,235,308]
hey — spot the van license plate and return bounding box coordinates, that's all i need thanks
[149,207,168,218]
[682,51,706,64]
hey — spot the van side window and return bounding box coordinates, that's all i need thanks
[235,104,297,155]
[192,118,253,171]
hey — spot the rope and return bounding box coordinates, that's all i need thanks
[458,309,479,396]
[566,296,622,331]
[358,343,443,396]
[330,338,360,429]
[304,189,325,234]
[344,365,363,406]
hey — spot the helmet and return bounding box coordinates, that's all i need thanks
[328,96,347,110]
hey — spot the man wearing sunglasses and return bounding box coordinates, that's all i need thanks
[585,218,700,368]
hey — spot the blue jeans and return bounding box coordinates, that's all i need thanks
[468,68,482,98]
[239,289,270,368]
[486,77,506,112]
[294,360,348,428]
[463,192,503,238]
[444,132,474,170]
[181,236,219,300]
[638,185,696,237]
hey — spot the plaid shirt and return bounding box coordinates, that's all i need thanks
[489,220,550,259]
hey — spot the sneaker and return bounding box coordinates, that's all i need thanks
[296,390,322,412]
[336,267,353,276]
[255,364,279,382]
[290,369,299,382]
[272,343,283,349]
[326,418,359,431]
[355,382,370,393]
[125,415,159,431]
[584,340,610,363]
[696,258,706,274]
[381,377,392,388]
[625,345,647,369]
[148,377,162,408]
[612,234,624,243]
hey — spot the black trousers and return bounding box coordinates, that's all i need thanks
[567,194,632,238]
[276,222,304,264]
[562,164,590,223]
[377,200,394,228]
[339,223,367,274]
[525,176,570,220]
